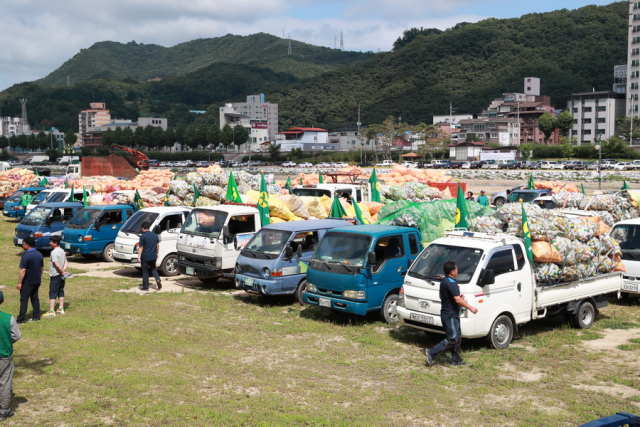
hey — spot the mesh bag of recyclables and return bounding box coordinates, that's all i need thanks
[166,194,183,206]
[195,197,218,207]
[551,191,586,208]
[169,180,191,199]
[558,262,593,282]
[470,216,505,234]
[496,203,542,223]
[184,172,204,186]
[564,217,597,242]
[551,236,593,265]
[201,185,224,201]
[590,210,616,227]
[535,263,561,282]
[183,194,194,207]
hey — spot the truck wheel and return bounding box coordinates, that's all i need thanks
[159,254,179,277]
[380,293,399,324]
[487,315,513,349]
[294,280,307,306]
[572,301,595,329]
[102,243,115,263]
[493,197,505,207]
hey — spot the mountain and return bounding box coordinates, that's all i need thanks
[37,33,376,86]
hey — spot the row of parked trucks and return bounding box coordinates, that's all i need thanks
[3,184,638,349]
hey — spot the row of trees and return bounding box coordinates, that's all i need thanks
[100,124,250,151]
[0,129,77,152]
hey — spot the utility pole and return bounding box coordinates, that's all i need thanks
[340,30,344,51]
[287,34,292,55]
[19,99,27,134]
[631,96,635,146]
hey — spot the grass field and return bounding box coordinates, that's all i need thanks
[0,216,639,426]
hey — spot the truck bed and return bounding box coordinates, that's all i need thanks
[536,272,623,309]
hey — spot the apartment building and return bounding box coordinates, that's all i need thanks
[567,91,625,145]
[78,103,111,135]
[220,94,278,140]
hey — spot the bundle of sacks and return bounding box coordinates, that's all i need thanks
[294,166,365,185]
[533,180,580,194]
[84,189,166,208]
[69,169,174,194]
[382,181,451,203]
[293,164,452,187]
[472,203,623,283]
[551,191,638,225]
[0,168,41,196]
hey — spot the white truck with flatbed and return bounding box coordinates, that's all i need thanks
[610,218,640,297]
[397,231,623,349]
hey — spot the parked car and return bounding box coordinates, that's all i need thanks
[431,160,452,169]
[449,161,463,169]
[507,189,552,204]
[489,184,527,208]
[299,162,312,168]
[148,159,160,167]
[613,162,634,171]
[316,162,332,168]
[195,161,209,167]
[282,161,297,167]
[565,160,588,170]
[417,161,433,169]
[479,160,495,169]
[332,162,348,168]
[358,162,373,167]
[540,161,564,170]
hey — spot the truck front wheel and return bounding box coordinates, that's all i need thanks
[102,243,115,263]
[572,301,595,329]
[294,280,307,306]
[380,293,399,324]
[159,254,179,276]
[487,315,513,349]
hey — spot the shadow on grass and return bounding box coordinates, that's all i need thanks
[233,292,297,308]
[610,294,640,307]
[14,354,53,376]
[176,277,237,293]
[298,305,383,327]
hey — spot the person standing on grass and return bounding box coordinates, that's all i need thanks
[425,261,478,367]
[138,222,161,291]
[0,291,21,421]
[43,236,68,318]
[20,191,33,213]
[16,237,43,324]
[477,190,489,206]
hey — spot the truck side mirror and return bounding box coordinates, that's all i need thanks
[481,269,495,286]
[285,245,293,259]
[367,252,377,266]
[222,225,231,244]
[153,226,161,234]
[296,245,303,258]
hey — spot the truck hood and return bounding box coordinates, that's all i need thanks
[307,268,360,294]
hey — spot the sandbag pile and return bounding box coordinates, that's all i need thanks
[85,190,165,208]
[0,168,41,196]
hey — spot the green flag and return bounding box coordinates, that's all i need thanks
[164,189,171,207]
[369,168,381,203]
[82,187,88,207]
[351,196,368,224]
[299,177,303,185]
[581,183,586,195]
[193,184,201,206]
[40,177,49,187]
[622,180,630,190]
[258,173,270,226]
[330,195,347,218]
[35,169,39,176]
[299,261,308,274]
[91,185,96,194]
[226,171,243,203]
[134,190,144,210]
[69,182,75,202]
[285,176,292,194]
[522,203,534,264]
[64,178,69,189]
[527,173,535,190]
[454,182,470,229]
[319,173,324,184]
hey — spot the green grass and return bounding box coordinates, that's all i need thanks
[0,217,639,426]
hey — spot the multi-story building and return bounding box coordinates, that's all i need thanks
[456,117,521,146]
[219,94,278,140]
[0,117,28,137]
[628,1,640,122]
[78,103,111,135]
[275,127,330,152]
[567,91,625,145]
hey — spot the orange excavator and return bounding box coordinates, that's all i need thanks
[110,144,150,170]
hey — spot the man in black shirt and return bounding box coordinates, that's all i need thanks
[425,261,478,366]
[138,222,161,291]
[16,237,44,323]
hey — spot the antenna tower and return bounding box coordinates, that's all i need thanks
[340,30,344,50]
[288,34,292,55]
[334,37,337,49]
[19,99,27,134]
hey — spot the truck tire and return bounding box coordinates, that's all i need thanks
[102,243,115,263]
[493,197,505,207]
[294,280,307,306]
[487,315,514,349]
[159,254,179,277]
[572,301,595,329]
[380,293,400,324]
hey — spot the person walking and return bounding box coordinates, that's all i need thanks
[425,261,478,367]
[138,222,162,291]
[0,291,21,421]
[42,236,68,318]
[477,190,489,206]
[16,237,43,324]
[20,191,33,214]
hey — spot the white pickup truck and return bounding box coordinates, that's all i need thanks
[610,218,640,297]
[375,160,395,167]
[397,231,623,349]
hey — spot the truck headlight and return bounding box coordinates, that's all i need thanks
[236,264,241,273]
[78,234,83,242]
[29,231,34,237]
[179,255,185,261]
[133,243,139,254]
[263,267,270,278]
[306,283,317,293]
[343,290,366,300]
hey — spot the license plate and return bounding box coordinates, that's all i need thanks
[64,243,70,249]
[16,239,22,245]
[410,313,434,324]
[623,283,639,292]
[245,278,254,287]
[3,211,7,215]
[319,297,331,307]
[186,267,194,275]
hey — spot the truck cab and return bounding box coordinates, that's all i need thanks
[303,225,423,323]
[27,188,85,214]
[14,202,84,249]
[113,206,192,276]
[176,205,261,283]
[3,187,45,218]
[235,219,353,303]
[611,219,640,297]
[61,204,135,262]
[292,184,365,203]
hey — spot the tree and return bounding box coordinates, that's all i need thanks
[616,116,640,142]
[174,124,187,150]
[267,142,281,163]
[559,136,575,159]
[206,126,220,151]
[556,111,574,137]
[233,126,250,151]
[537,113,557,143]
[151,126,165,150]
[184,126,198,150]
[416,123,447,160]
[368,116,411,159]
[219,124,234,151]
[465,133,479,142]
[64,129,77,146]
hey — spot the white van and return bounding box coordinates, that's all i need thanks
[113,206,192,276]
[27,188,86,213]
[291,183,366,203]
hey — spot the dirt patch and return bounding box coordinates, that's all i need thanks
[581,328,640,352]
[573,384,640,399]
[496,363,545,382]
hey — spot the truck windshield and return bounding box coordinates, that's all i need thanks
[30,191,53,206]
[121,211,159,235]
[292,188,331,198]
[409,244,483,284]
[7,190,25,203]
[508,192,538,203]
[611,225,640,261]
[242,229,292,259]
[21,206,52,226]
[182,209,227,238]
[66,209,100,229]
[312,232,371,267]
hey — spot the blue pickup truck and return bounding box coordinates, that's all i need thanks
[14,202,84,250]
[235,219,352,303]
[61,204,136,262]
[303,225,423,323]
[3,187,44,218]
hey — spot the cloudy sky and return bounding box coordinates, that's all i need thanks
[0,0,617,91]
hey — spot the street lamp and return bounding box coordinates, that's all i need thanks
[63,144,74,176]
[594,142,602,191]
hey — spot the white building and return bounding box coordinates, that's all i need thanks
[0,116,28,137]
[220,94,278,140]
[567,90,625,145]
[432,114,473,125]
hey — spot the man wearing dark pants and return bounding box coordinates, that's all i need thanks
[0,291,21,421]
[138,222,161,291]
[425,261,478,366]
[16,237,44,323]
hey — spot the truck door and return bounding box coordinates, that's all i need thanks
[370,235,409,310]
[224,214,258,270]
[281,231,320,290]
[94,209,124,244]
